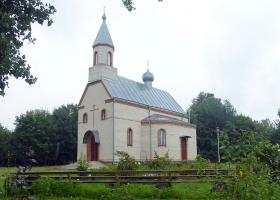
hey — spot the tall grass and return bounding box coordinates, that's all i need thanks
[31,178,212,199]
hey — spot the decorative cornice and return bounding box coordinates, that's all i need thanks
[105,98,185,118]
[141,121,196,129]
[92,43,114,50]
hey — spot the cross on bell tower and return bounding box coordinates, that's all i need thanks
[88,12,118,82]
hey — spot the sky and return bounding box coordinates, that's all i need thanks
[1,0,280,130]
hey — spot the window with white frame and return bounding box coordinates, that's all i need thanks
[158,129,166,146]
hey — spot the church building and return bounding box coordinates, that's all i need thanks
[77,14,197,162]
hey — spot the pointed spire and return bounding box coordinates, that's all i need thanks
[93,13,114,49]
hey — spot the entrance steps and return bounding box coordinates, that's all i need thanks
[61,161,106,170]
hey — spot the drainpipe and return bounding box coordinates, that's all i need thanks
[148,106,152,159]
[112,99,115,163]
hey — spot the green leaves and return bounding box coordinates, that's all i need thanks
[190,92,236,161]
[122,0,163,11]
[0,0,56,96]
[115,150,138,170]
[190,92,276,162]
[0,104,77,166]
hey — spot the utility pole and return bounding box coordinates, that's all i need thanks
[216,127,220,163]
[186,108,191,123]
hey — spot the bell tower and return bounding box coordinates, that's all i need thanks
[89,13,117,82]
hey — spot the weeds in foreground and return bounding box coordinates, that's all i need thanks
[30,178,212,199]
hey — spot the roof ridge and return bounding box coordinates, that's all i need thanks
[102,75,185,114]
[116,75,170,94]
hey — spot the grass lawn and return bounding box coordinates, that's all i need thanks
[30,182,213,200]
[0,181,213,200]
[0,166,215,199]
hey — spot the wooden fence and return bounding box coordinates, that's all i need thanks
[12,169,235,185]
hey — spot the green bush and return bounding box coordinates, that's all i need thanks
[74,183,110,199]
[30,180,213,199]
[211,155,280,200]
[32,178,52,195]
[76,154,90,171]
[191,154,209,169]
[125,184,157,198]
[2,176,13,196]
[158,187,181,199]
[32,178,75,197]
[147,152,172,170]
[49,181,74,196]
[115,151,138,170]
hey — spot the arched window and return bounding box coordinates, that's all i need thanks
[83,113,88,123]
[107,52,112,66]
[101,109,106,120]
[127,128,133,146]
[158,129,166,146]
[94,51,98,65]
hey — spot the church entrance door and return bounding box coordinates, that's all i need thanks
[86,132,98,161]
[180,137,188,161]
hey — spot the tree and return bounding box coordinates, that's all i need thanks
[190,92,236,161]
[9,105,77,166]
[0,0,56,96]
[190,92,276,162]
[0,124,14,166]
[12,110,55,165]
[122,0,163,11]
[52,104,78,164]
[220,130,265,162]
[270,110,280,144]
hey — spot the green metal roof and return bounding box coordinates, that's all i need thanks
[102,76,185,115]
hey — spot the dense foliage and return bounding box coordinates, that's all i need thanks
[212,132,280,199]
[30,179,211,199]
[0,104,77,166]
[76,154,90,171]
[0,125,13,167]
[115,150,139,170]
[146,152,172,170]
[190,92,276,161]
[0,0,56,96]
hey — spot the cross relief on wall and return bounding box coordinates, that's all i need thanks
[90,105,99,128]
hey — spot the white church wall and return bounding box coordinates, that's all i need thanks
[113,103,145,161]
[140,125,151,160]
[146,123,197,161]
[78,82,113,161]
[113,102,195,161]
